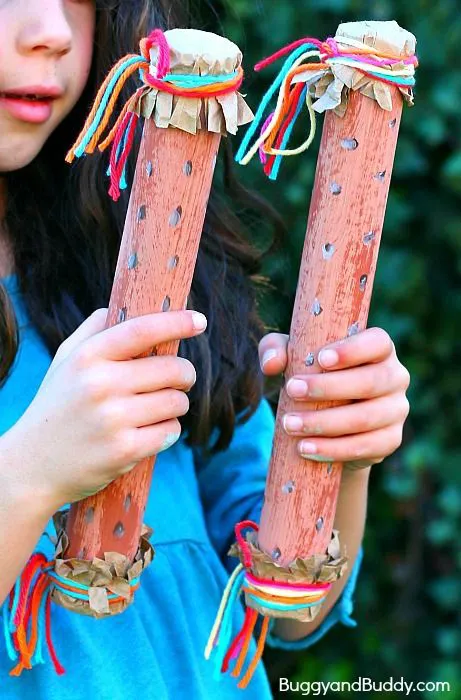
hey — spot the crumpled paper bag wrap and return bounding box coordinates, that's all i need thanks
[293,20,417,116]
[133,28,253,135]
[50,511,154,618]
[228,529,348,621]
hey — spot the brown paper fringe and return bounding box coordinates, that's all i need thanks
[293,62,413,118]
[50,511,154,618]
[228,529,348,621]
[314,64,413,116]
[132,84,253,136]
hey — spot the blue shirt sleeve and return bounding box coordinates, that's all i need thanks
[194,396,363,649]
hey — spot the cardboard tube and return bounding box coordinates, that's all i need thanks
[66,123,220,561]
[257,87,404,567]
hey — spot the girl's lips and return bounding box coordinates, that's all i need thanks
[0,95,54,124]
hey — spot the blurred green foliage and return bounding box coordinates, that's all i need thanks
[198,0,461,696]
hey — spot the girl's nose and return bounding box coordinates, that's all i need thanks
[16,1,73,58]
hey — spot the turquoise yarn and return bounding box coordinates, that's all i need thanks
[46,570,141,602]
[245,592,324,612]
[269,84,308,181]
[235,42,317,165]
[211,568,246,681]
[162,71,238,87]
[75,55,145,158]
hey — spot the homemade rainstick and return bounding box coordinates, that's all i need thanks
[206,20,417,689]
[58,29,252,617]
[2,30,254,657]
[258,65,407,566]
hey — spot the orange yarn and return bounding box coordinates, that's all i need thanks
[237,616,270,690]
[51,577,141,605]
[98,87,144,153]
[65,54,147,163]
[242,585,326,605]
[142,65,244,97]
[230,607,258,679]
[263,63,325,154]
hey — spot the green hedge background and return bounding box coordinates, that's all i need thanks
[198,0,461,697]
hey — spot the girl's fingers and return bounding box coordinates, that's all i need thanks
[296,423,405,464]
[99,389,190,433]
[79,310,207,364]
[286,357,410,401]
[317,327,395,370]
[258,327,396,376]
[115,418,184,471]
[283,393,410,438]
[114,355,196,394]
[258,332,289,375]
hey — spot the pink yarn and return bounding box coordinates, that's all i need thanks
[231,636,244,660]
[245,571,331,592]
[145,28,170,78]
[323,36,417,67]
[255,37,323,72]
[234,521,258,569]
[108,112,139,202]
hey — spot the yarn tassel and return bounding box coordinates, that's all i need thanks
[65,54,147,164]
[64,28,169,179]
[264,83,308,180]
[108,111,139,202]
[3,553,64,677]
[204,566,269,689]
[205,520,331,689]
[235,42,317,167]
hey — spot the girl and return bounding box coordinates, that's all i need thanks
[0,1,410,698]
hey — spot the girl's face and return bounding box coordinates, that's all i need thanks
[0,0,96,172]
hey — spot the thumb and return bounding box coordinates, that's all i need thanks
[50,307,109,369]
[258,332,289,376]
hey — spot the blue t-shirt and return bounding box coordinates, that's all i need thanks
[0,274,363,699]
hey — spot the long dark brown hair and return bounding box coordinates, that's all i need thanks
[0,0,284,456]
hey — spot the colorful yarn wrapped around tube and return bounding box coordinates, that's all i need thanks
[205,522,332,689]
[2,552,141,676]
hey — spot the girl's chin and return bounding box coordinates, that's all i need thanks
[0,140,48,173]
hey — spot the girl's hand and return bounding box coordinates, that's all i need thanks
[6,308,207,510]
[258,327,410,470]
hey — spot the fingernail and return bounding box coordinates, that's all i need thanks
[283,415,304,432]
[299,442,317,455]
[159,433,180,452]
[318,349,339,368]
[185,369,196,387]
[261,349,277,369]
[192,312,207,331]
[286,379,308,398]
[301,453,335,462]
